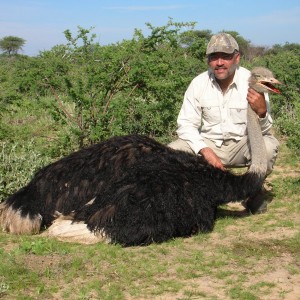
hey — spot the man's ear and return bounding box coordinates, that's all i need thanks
[235,52,240,64]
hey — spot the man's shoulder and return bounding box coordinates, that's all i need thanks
[185,71,211,95]
[191,70,210,84]
[237,66,251,77]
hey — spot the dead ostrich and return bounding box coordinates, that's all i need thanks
[0,67,281,246]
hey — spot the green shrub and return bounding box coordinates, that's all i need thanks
[0,24,299,159]
[0,140,52,201]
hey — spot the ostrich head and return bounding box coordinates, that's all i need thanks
[249,67,281,94]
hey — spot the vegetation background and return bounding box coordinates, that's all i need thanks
[0,21,299,198]
[0,20,299,299]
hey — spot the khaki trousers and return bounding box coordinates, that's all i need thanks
[168,135,279,174]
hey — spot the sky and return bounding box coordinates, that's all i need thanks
[1,0,300,56]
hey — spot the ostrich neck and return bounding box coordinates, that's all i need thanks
[247,104,268,178]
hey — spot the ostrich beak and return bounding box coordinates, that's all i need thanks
[257,77,281,94]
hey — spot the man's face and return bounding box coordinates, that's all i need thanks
[207,52,240,81]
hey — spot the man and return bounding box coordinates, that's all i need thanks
[169,33,279,214]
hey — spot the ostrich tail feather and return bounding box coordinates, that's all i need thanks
[0,202,42,234]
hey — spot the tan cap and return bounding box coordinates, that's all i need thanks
[206,33,239,55]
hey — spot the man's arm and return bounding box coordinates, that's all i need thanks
[176,80,208,154]
[247,88,274,134]
[247,88,267,117]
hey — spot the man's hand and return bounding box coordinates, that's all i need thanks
[247,88,267,118]
[199,147,226,171]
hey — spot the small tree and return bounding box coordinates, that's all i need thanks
[0,36,26,55]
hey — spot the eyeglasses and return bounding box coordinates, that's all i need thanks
[208,52,236,62]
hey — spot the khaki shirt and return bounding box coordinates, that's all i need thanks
[176,66,273,154]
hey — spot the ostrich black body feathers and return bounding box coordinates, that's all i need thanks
[1,134,263,246]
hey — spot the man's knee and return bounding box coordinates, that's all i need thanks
[264,135,280,174]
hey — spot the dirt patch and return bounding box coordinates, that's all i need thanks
[20,253,66,274]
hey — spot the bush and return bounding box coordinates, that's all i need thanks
[0,24,299,199]
[0,140,52,201]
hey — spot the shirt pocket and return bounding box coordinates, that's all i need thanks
[229,102,248,124]
[200,98,221,124]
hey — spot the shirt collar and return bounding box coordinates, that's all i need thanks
[231,66,240,88]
